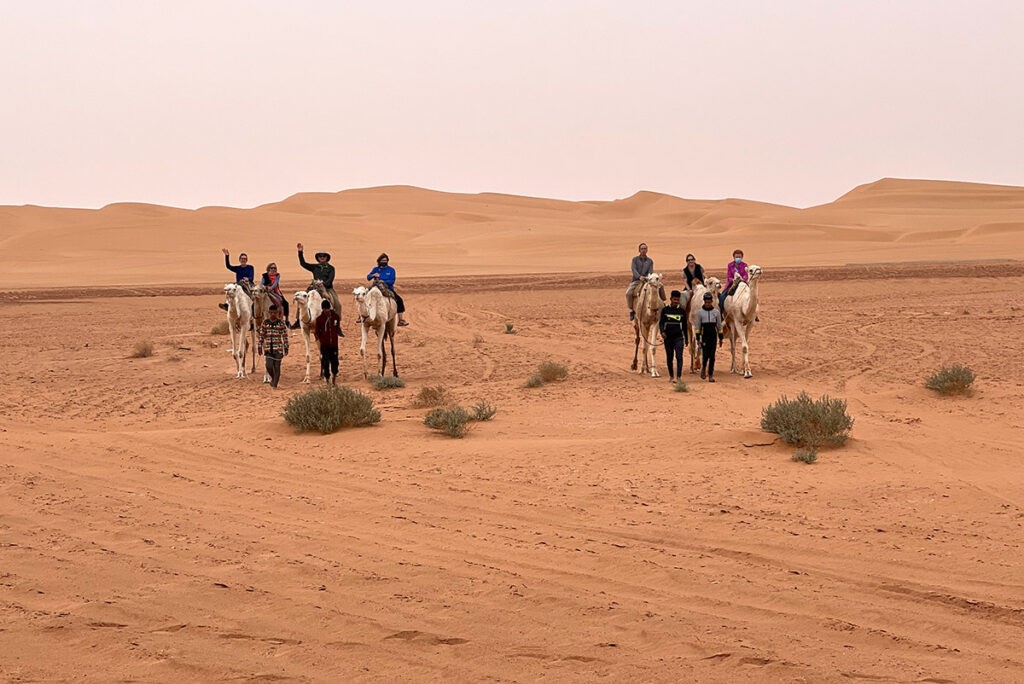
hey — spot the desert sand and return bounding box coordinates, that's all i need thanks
[2,179,1023,682]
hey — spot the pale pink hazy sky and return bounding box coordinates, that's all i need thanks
[3,1,1022,209]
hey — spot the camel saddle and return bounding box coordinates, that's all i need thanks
[239,280,255,298]
[371,278,395,300]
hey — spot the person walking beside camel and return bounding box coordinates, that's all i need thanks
[659,290,688,383]
[626,242,666,320]
[296,243,341,316]
[314,300,341,384]
[696,292,724,382]
[258,304,289,388]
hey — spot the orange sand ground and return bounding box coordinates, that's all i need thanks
[2,180,1024,682]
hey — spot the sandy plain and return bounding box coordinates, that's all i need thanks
[2,179,1024,682]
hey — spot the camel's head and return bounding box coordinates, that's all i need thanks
[293,290,308,306]
[705,276,722,295]
[748,264,762,280]
[223,283,238,298]
[647,273,663,288]
[352,286,368,303]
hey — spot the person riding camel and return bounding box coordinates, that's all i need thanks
[625,242,666,321]
[296,242,341,322]
[219,248,254,311]
[260,262,292,327]
[363,253,409,326]
[720,248,758,320]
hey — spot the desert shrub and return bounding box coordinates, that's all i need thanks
[524,373,544,388]
[761,392,853,449]
[792,448,819,464]
[504,323,517,335]
[537,361,568,383]
[210,321,229,335]
[925,364,975,396]
[369,374,406,390]
[283,386,380,434]
[413,385,450,408]
[470,400,497,421]
[130,340,155,358]
[673,380,689,393]
[424,405,471,438]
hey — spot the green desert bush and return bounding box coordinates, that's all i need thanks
[413,384,450,408]
[673,380,689,393]
[504,323,518,335]
[369,374,406,390]
[130,340,155,358]
[925,364,975,396]
[210,320,230,335]
[792,448,819,464]
[470,400,497,422]
[424,405,472,438]
[537,361,568,383]
[283,386,381,434]
[524,373,544,388]
[761,392,853,449]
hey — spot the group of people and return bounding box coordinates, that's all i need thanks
[627,243,756,384]
[220,245,410,387]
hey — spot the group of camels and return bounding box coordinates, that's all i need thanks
[222,279,399,383]
[631,266,762,379]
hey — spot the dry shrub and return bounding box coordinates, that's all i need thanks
[504,323,517,335]
[524,373,544,388]
[283,386,380,434]
[131,341,155,358]
[369,374,406,390]
[424,405,471,438]
[925,365,975,396]
[470,400,497,421]
[166,354,183,363]
[537,361,568,383]
[792,448,819,464]
[761,392,853,450]
[673,380,689,392]
[210,321,229,335]
[413,385,450,408]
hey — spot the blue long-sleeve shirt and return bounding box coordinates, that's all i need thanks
[225,255,254,282]
[367,265,396,290]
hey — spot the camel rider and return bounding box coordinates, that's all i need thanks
[626,242,666,321]
[720,248,758,320]
[683,254,705,291]
[695,291,724,382]
[260,262,292,327]
[659,290,688,383]
[296,243,341,316]
[219,248,254,311]
[364,253,409,326]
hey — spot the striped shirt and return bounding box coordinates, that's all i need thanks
[259,319,289,355]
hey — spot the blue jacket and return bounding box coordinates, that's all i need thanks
[225,255,254,282]
[367,265,396,290]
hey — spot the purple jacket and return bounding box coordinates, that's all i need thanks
[726,260,749,289]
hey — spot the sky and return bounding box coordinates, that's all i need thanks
[2,0,1022,209]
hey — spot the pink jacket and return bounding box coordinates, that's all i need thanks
[726,260,749,289]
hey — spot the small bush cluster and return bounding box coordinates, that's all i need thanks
[413,385,450,408]
[925,364,975,396]
[537,361,568,383]
[524,374,544,388]
[283,386,381,434]
[673,380,689,393]
[369,374,406,390]
[211,321,230,335]
[761,392,853,463]
[504,323,518,335]
[424,400,498,438]
[131,340,155,358]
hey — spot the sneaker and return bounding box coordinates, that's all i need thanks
[397,320,409,327]
[708,377,716,383]
[700,369,706,379]
[218,303,228,311]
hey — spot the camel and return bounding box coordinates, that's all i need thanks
[353,281,398,379]
[223,283,253,378]
[630,273,665,377]
[292,287,325,383]
[250,283,275,383]
[687,276,722,373]
[722,264,762,379]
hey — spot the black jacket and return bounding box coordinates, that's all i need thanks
[659,305,688,339]
[298,251,336,290]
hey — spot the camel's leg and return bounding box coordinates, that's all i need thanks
[360,325,369,379]
[300,324,311,384]
[741,324,752,378]
[377,327,387,376]
[632,327,641,372]
[389,328,398,377]
[250,324,256,373]
[648,323,659,377]
[729,328,738,374]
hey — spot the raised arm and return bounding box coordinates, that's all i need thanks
[297,243,314,272]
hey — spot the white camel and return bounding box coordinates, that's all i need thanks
[292,288,325,384]
[353,282,398,379]
[223,283,253,378]
[722,265,762,379]
[251,283,275,383]
[630,273,665,377]
[687,276,722,373]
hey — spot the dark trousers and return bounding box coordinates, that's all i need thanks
[265,351,283,388]
[319,344,339,379]
[701,340,716,377]
[663,335,684,378]
[393,291,405,314]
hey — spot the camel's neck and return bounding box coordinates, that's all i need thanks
[743,279,759,316]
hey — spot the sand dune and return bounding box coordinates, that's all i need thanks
[3,178,1023,288]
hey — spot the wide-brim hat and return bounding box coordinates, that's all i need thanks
[315,252,331,261]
